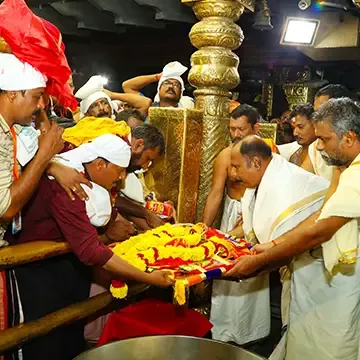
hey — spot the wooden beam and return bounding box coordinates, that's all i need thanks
[88,0,164,28]
[0,241,70,269]
[134,0,195,23]
[51,0,125,33]
[31,6,90,36]
[0,284,150,354]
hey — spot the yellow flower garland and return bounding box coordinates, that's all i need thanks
[110,223,231,303]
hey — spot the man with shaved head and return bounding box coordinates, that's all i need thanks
[227,135,329,330]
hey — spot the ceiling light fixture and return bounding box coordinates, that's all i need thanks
[280,17,320,46]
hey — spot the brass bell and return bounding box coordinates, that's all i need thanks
[253,0,273,31]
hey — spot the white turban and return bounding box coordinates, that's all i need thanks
[57,134,131,170]
[0,53,47,91]
[75,75,115,118]
[154,61,187,103]
[53,134,131,227]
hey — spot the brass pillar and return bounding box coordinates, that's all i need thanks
[183,0,255,222]
[148,108,203,223]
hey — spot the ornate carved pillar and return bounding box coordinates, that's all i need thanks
[262,83,274,119]
[283,84,314,110]
[279,67,314,109]
[183,0,255,222]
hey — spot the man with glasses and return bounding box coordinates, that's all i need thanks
[122,61,194,118]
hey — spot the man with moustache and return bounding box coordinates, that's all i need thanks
[75,75,151,120]
[288,104,317,167]
[122,61,194,119]
[304,84,350,180]
[204,104,276,346]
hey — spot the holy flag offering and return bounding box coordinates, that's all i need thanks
[0,0,77,110]
[109,223,252,305]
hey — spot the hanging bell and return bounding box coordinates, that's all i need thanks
[252,0,273,31]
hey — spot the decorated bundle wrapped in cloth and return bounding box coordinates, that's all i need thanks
[109,223,252,305]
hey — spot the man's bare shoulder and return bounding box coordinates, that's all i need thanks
[215,146,232,165]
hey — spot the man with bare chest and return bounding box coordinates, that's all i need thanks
[204,104,277,345]
[289,104,317,169]
[203,104,276,231]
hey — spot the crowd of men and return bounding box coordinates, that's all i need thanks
[207,84,360,360]
[1,1,360,360]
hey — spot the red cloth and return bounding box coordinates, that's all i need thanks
[0,0,77,110]
[5,176,113,267]
[97,299,213,346]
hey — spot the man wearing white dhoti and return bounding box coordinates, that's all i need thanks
[231,136,329,326]
[208,105,277,345]
[226,97,360,360]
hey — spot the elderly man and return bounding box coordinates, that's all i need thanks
[122,61,194,116]
[205,105,277,345]
[303,84,350,180]
[4,134,173,360]
[75,75,151,119]
[226,98,360,360]
[226,136,329,326]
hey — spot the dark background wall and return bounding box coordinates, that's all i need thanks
[64,7,360,103]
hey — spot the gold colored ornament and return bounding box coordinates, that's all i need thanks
[183,0,255,223]
[283,84,313,110]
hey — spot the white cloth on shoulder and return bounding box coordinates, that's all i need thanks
[308,140,334,181]
[0,53,47,90]
[242,154,329,244]
[318,153,360,273]
[242,154,329,328]
[278,141,301,161]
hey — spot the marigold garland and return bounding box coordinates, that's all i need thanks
[109,223,250,304]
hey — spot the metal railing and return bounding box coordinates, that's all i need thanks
[0,240,149,354]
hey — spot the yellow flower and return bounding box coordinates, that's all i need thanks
[110,283,128,299]
[174,280,187,305]
[181,233,202,246]
[109,223,242,302]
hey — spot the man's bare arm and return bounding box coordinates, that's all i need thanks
[104,90,152,115]
[122,74,161,95]
[202,149,230,226]
[226,214,350,278]
[257,215,350,267]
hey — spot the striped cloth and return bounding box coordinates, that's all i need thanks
[0,113,22,241]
